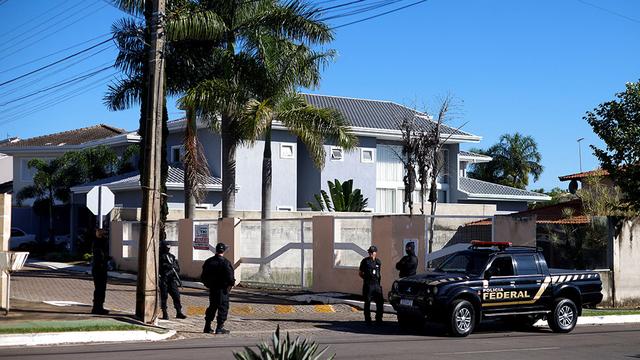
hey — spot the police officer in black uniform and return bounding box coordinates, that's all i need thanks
[201,243,235,334]
[91,228,109,315]
[159,242,186,320]
[395,242,418,278]
[359,245,384,324]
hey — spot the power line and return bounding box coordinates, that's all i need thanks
[2,2,109,58]
[0,55,115,101]
[0,66,114,106]
[576,0,640,25]
[331,0,428,29]
[0,33,111,75]
[1,0,92,46]
[0,71,117,126]
[321,0,405,20]
[0,37,114,87]
[0,0,72,40]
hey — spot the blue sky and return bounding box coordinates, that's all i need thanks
[0,0,639,191]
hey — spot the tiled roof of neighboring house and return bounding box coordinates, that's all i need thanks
[0,124,127,148]
[459,150,492,159]
[70,165,221,193]
[459,177,551,200]
[302,94,475,137]
[465,199,588,226]
[559,168,609,181]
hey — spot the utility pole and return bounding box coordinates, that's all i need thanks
[577,137,584,172]
[136,0,166,324]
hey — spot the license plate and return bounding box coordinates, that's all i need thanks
[400,299,413,306]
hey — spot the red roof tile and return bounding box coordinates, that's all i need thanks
[558,169,609,181]
[465,199,589,226]
[0,124,126,148]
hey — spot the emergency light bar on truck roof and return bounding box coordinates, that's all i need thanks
[470,241,512,250]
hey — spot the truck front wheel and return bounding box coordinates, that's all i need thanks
[448,299,475,337]
[549,298,578,333]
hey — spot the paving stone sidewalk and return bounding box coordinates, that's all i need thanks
[10,267,397,339]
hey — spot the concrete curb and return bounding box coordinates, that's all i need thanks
[287,293,396,314]
[0,329,176,347]
[577,314,640,325]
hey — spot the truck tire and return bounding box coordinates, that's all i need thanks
[548,298,578,333]
[448,299,475,337]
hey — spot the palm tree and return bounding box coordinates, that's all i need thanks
[468,132,543,189]
[170,0,334,218]
[235,37,355,275]
[105,1,215,221]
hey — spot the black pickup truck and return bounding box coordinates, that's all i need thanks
[388,241,603,337]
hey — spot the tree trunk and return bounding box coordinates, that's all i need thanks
[428,179,438,254]
[184,108,197,219]
[48,189,54,244]
[221,112,237,218]
[259,126,272,277]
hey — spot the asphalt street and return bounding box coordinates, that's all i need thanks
[1,323,639,360]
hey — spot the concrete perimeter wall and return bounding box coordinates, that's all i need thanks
[612,218,640,307]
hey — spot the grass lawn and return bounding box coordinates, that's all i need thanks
[583,309,640,317]
[0,319,149,335]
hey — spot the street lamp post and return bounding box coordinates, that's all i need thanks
[577,137,584,172]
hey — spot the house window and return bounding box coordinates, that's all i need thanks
[277,206,293,211]
[170,145,184,163]
[280,144,294,159]
[376,188,396,213]
[330,146,343,161]
[361,148,374,163]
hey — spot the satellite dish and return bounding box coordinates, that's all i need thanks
[568,179,579,194]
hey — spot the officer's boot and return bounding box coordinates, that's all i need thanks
[215,323,230,334]
[176,308,187,319]
[203,321,214,334]
[161,309,169,320]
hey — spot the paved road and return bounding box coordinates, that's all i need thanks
[1,324,639,359]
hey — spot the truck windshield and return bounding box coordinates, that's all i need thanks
[435,251,490,275]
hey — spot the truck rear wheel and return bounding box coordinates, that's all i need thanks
[548,298,578,333]
[448,299,475,337]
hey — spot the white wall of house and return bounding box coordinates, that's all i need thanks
[375,143,452,213]
[0,154,12,185]
[235,130,298,211]
[11,154,57,206]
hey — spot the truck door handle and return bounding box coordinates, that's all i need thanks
[510,281,515,286]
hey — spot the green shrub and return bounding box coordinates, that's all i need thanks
[234,326,334,360]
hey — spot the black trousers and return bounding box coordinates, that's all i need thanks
[205,288,229,327]
[159,276,182,312]
[92,271,107,310]
[363,283,384,322]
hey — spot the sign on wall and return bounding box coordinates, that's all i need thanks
[193,224,210,250]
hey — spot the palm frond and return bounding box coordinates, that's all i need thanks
[166,10,227,42]
[110,0,144,17]
[104,76,143,111]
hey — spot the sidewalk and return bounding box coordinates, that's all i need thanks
[0,299,175,347]
[7,260,640,347]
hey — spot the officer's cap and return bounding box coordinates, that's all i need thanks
[367,245,378,253]
[216,243,228,253]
